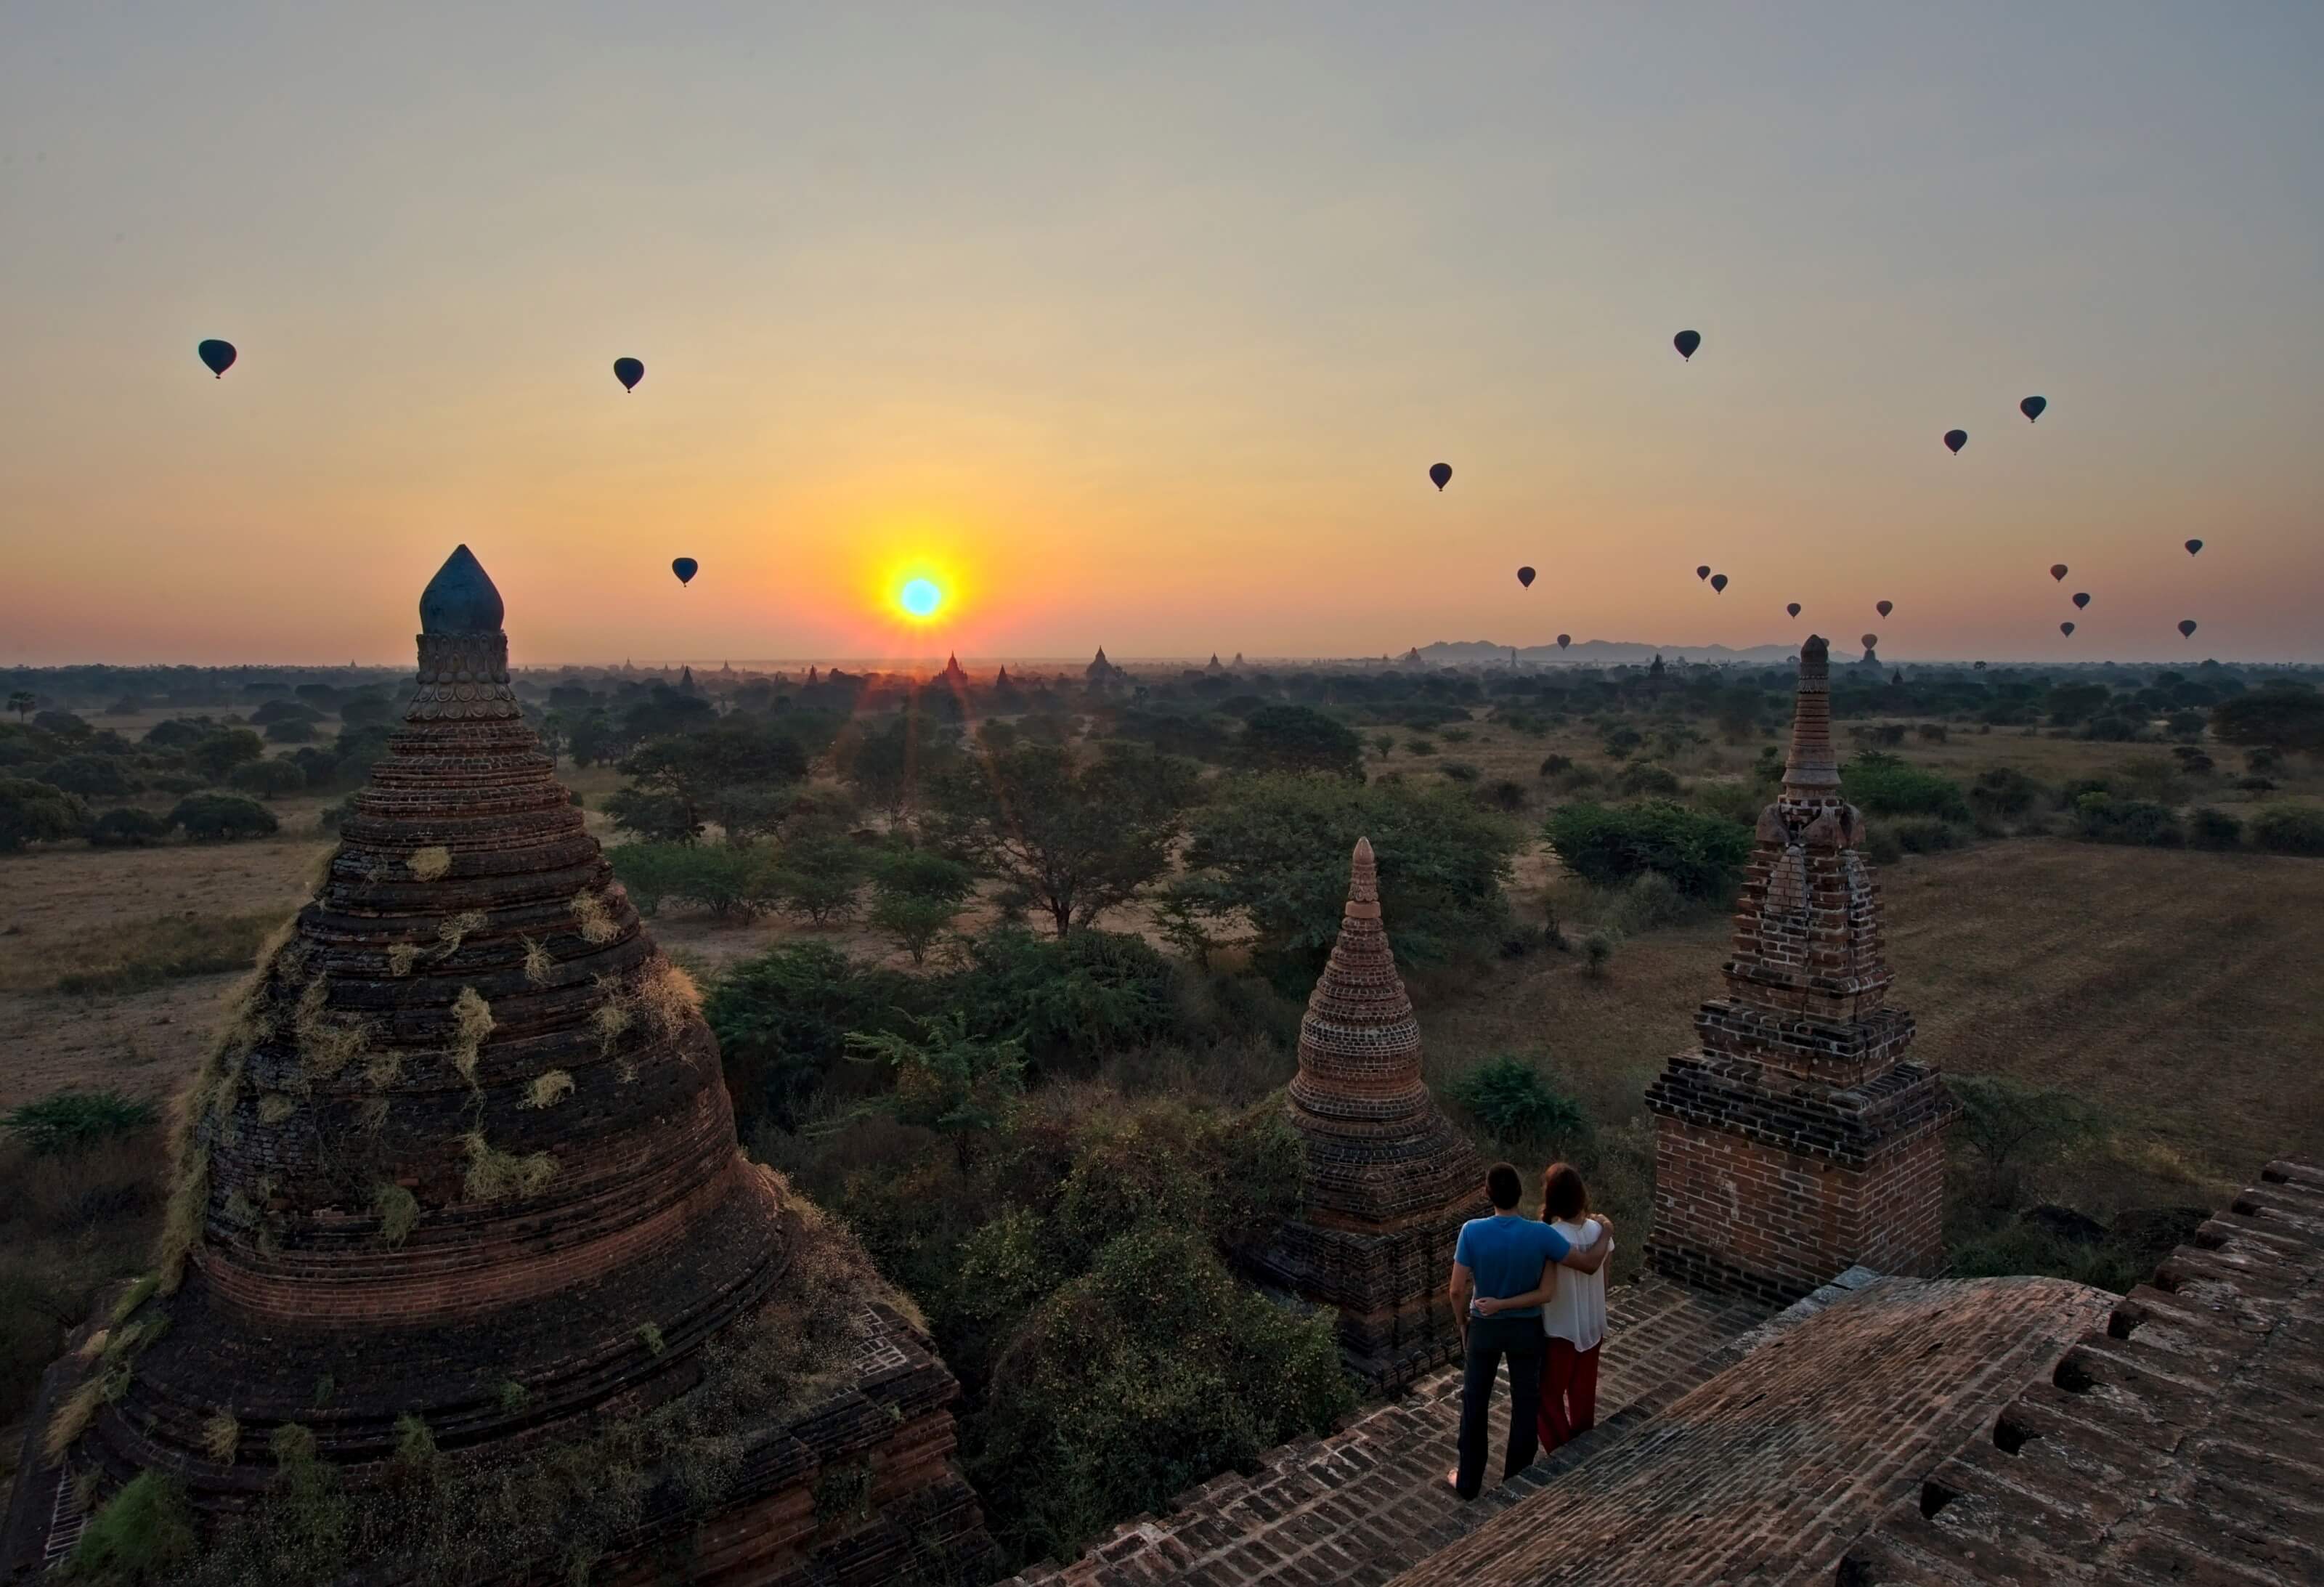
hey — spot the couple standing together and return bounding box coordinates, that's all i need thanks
[1445,1161,1613,1499]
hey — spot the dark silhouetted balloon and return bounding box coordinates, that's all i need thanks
[2049,564,2068,581]
[671,557,698,586]
[2071,592,2090,610]
[2020,395,2047,423]
[2179,620,2198,638]
[1787,602,1802,617]
[1876,599,1893,618]
[1710,573,1728,593]
[1975,660,1987,670]
[1943,429,1967,455]
[1861,633,1879,651]
[1673,329,1701,362]
[614,357,644,393]
[197,339,235,378]
[1556,634,1571,650]
[1429,462,1451,491]
[2185,539,2203,556]
[2060,622,2076,637]
[1696,565,1711,580]
[1516,566,1535,588]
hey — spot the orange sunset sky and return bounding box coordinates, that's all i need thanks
[3,5,2320,667]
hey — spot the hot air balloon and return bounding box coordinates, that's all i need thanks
[1429,462,1452,491]
[1876,600,1894,618]
[1786,603,1802,618]
[1861,634,1879,654]
[2060,622,2076,637]
[1710,574,1728,593]
[614,357,644,393]
[2049,564,2068,581]
[2179,620,2198,638]
[2072,592,2090,610]
[2020,395,2047,423]
[1696,565,1711,581]
[1556,634,1571,650]
[1673,329,1701,362]
[1516,567,1535,588]
[197,339,236,378]
[1943,429,1967,455]
[2185,539,2203,556]
[671,557,698,586]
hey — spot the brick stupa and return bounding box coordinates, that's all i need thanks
[1237,838,1486,1387]
[1646,634,1958,1303]
[11,547,989,1583]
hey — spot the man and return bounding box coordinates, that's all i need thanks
[1445,1162,1613,1498]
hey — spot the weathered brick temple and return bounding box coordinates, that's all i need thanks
[1233,838,1485,1387]
[2,548,991,1583]
[1646,632,1958,1300]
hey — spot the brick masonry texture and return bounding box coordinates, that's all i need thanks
[996,1273,1776,1587]
[1840,1157,2324,1587]
[1646,635,1957,1302]
[1382,1270,2113,1587]
[1233,837,1488,1387]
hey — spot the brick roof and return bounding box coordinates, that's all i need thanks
[1840,1158,2324,1586]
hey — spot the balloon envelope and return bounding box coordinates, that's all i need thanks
[1673,329,1700,361]
[2060,622,2076,637]
[1429,462,1452,490]
[2072,592,2090,609]
[2185,539,2203,556]
[1787,603,1802,617]
[1695,565,1711,580]
[197,338,235,378]
[1943,429,1967,454]
[1876,600,1894,618]
[1516,566,1535,588]
[2020,395,2047,423]
[1709,573,1728,593]
[670,557,698,585]
[613,357,644,392]
[2179,620,2198,638]
[1556,634,1571,650]
[2050,564,2069,581]
[1861,633,1879,650]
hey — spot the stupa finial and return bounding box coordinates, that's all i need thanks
[418,543,505,636]
[1346,835,1381,915]
[1781,635,1842,801]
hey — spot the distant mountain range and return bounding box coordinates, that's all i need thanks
[1413,638,1823,666]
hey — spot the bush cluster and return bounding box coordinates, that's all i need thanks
[1544,800,1751,902]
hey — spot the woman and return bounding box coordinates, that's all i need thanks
[1471,1163,1609,1451]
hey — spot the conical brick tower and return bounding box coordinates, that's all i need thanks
[1645,635,1958,1302]
[16,548,989,1583]
[1237,838,1485,1387]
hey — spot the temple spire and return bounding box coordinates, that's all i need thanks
[417,543,505,635]
[1782,635,1842,803]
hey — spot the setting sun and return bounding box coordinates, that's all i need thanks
[898,577,944,620]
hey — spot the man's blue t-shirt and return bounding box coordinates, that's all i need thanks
[1455,1214,1572,1320]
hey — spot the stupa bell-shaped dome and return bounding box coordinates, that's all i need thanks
[416,542,505,635]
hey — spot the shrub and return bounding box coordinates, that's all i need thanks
[2072,793,2182,848]
[1889,816,1969,853]
[1840,752,1970,822]
[1617,762,1681,797]
[950,928,1180,1069]
[1237,704,1365,779]
[1602,870,1692,933]
[867,848,975,965]
[169,793,278,842]
[1537,754,1573,779]
[41,754,142,798]
[88,807,173,848]
[1446,1058,1590,1146]
[1861,823,1904,865]
[768,824,869,925]
[1405,737,1437,756]
[2250,805,2324,857]
[1580,930,1616,978]
[228,757,306,800]
[0,776,90,851]
[1545,800,1751,901]
[1949,1073,2101,1208]
[70,1471,196,1580]
[1479,778,1528,813]
[2,1090,160,1155]
[1438,760,1480,784]
[704,943,917,1131]
[1967,767,2044,819]
[264,718,317,744]
[2187,808,2243,851]
[606,841,692,917]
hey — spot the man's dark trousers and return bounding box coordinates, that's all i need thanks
[1455,1315,1545,1498]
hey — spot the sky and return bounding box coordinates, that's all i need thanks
[3,2,2320,667]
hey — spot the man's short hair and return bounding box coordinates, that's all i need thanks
[1486,1162,1523,1209]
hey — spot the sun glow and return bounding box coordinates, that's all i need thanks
[898,577,944,620]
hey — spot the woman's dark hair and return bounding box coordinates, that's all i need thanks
[1540,1162,1589,1222]
[1486,1162,1524,1209]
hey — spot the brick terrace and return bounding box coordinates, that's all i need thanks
[1002,1273,1775,1587]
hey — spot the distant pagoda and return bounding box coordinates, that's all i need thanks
[1235,839,1485,1387]
[938,652,970,686]
[1646,636,1957,1302]
[9,547,990,1583]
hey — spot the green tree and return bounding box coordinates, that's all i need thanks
[931,743,1200,938]
[840,714,959,821]
[704,942,917,1130]
[5,691,33,722]
[188,727,266,784]
[0,778,89,851]
[1238,704,1364,778]
[1176,774,1521,986]
[168,793,279,842]
[868,847,975,965]
[228,758,307,800]
[2211,686,2324,753]
[1545,800,1752,901]
[848,1011,1027,1170]
[617,720,808,836]
[768,820,869,926]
